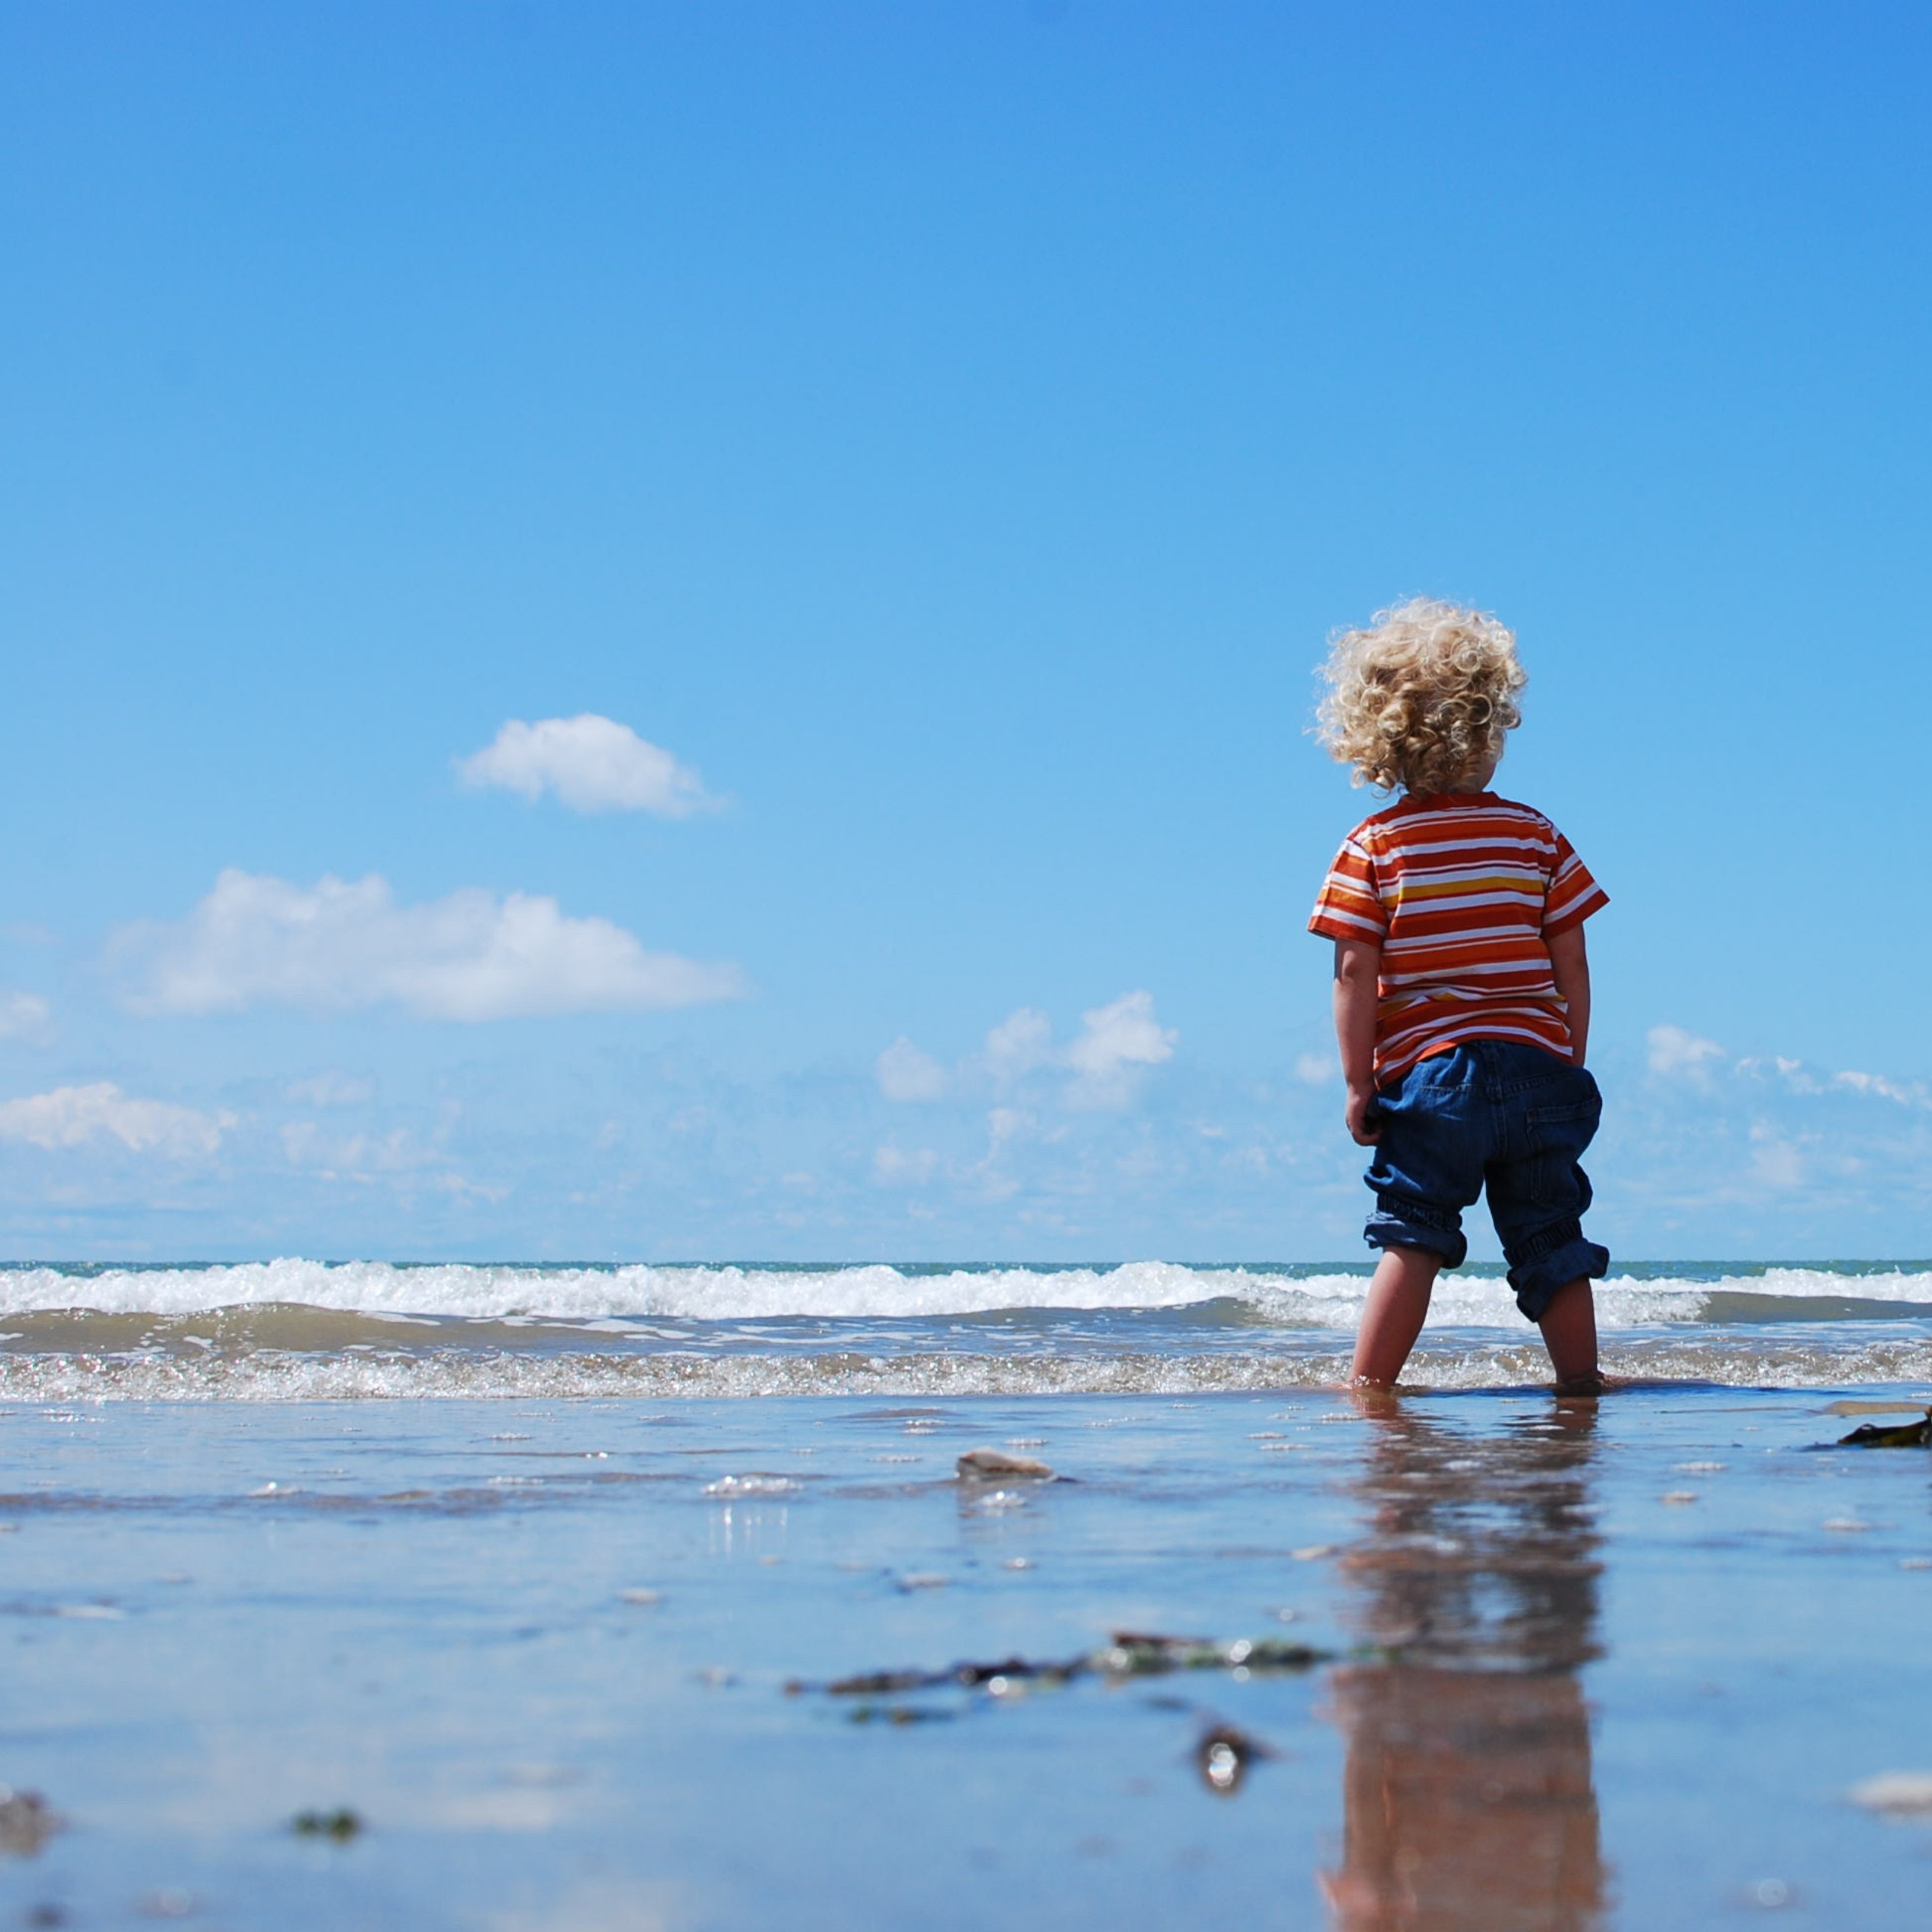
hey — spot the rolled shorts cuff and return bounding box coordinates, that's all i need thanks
[1506,1232,1611,1322]
[1364,1194,1468,1271]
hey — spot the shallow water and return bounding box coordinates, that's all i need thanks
[0,1261,1927,1925]
[0,1381,1928,1928]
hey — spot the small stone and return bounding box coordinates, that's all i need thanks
[957,1448,1055,1481]
[0,1789,60,1856]
[1196,1723,1271,1796]
[1849,1770,1932,1816]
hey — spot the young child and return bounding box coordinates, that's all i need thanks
[1308,598,1609,1392]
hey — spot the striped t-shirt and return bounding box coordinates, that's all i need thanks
[1308,791,1608,1086]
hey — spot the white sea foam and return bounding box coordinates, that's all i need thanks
[1,1260,1928,1325]
[0,1335,1925,1402]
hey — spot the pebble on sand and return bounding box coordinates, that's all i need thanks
[0,1789,60,1857]
[1196,1723,1273,1796]
[956,1448,1055,1481]
[1849,1772,1932,1817]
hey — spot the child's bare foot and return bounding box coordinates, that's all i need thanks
[1552,1370,1608,1398]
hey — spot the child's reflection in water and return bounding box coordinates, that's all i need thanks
[1322,1397,1606,1932]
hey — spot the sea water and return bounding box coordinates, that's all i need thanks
[1,1258,1928,1398]
[0,1262,1925,1928]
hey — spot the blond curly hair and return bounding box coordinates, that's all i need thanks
[1315,598,1526,794]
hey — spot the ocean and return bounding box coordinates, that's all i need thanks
[2,1257,1928,1398]
[0,1260,1925,1927]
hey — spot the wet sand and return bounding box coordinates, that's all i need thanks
[0,1384,1928,1927]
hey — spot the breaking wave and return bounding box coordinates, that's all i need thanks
[0,1261,1923,1400]
[2,1258,1929,1325]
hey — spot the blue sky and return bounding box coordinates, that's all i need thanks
[4,0,1931,1261]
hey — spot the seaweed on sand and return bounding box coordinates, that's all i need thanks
[1836,1408,1931,1448]
[800,1630,1332,1700]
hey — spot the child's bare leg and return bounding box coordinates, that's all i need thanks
[1351,1245,1441,1386]
[1537,1277,1599,1391]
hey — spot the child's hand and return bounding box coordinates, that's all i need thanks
[1345,1086,1382,1146]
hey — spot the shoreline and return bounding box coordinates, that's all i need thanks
[0,1383,1927,1925]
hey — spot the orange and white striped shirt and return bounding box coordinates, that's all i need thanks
[1308,792,1608,1086]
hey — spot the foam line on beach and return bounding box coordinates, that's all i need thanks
[0,1338,1927,1401]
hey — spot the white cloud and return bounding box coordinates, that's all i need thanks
[457,716,719,817]
[282,1120,439,1174]
[1063,990,1178,1106]
[0,1083,225,1157]
[1646,1023,1725,1078]
[120,870,747,1022]
[985,1007,1054,1080]
[896,993,1180,1111]
[0,992,51,1041]
[1747,1130,1807,1190]
[875,1038,949,1103]
[1294,1051,1336,1085]
[872,1145,939,1186]
[285,1072,376,1108]
[1834,1069,1924,1106]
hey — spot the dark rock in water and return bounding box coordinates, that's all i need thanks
[291,1807,362,1842]
[956,1448,1055,1481]
[0,1789,60,1857]
[1837,1408,1931,1448]
[1196,1723,1273,1795]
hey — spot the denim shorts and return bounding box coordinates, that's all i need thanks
[1363,1038,1610,1322]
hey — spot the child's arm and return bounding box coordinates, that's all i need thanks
[1547,925,1590,1065]
[1332,938,1382,1144]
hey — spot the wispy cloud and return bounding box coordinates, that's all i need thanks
[0,993,51,1042]
[1831,1068,1926,1106]
[118,870,747,1022]
[871,1145,939,1186]
[878,991,1179,1114]
[985,1007,1054,1082]
[1646,1023,1725,1078]
[284,1072,376,1108]
[874,1038,949,1102]
[1061,991,1177,1106]
[457,716,719,817]
[0,1083,226,1157]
